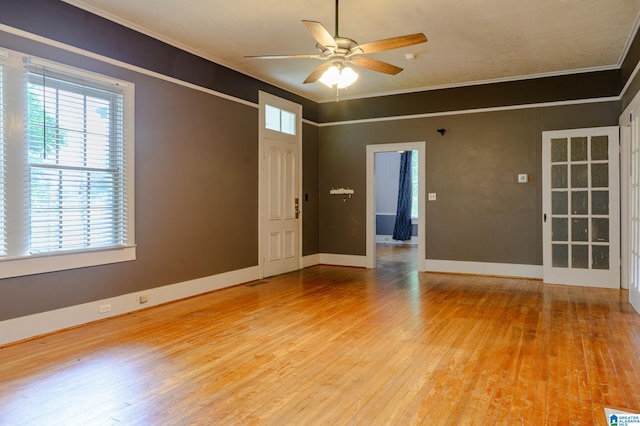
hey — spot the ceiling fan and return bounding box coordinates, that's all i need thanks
[244,0,428,87]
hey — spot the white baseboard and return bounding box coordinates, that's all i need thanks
[302,254,321,268]
[319,253,367,268]
[308,254,538,279]
[425,259,543,279]
[1,258,541,346]
[375,235,418,245]
[0,266,260,346]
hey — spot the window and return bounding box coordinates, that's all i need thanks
[0,48,135,279]
[265,104,296,135]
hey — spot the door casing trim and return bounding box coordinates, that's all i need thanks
[366,142,426,271]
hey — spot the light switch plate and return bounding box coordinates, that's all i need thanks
[428,193,437,201]
[517,174,529,183]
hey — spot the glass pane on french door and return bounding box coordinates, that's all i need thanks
[542,127,620,288]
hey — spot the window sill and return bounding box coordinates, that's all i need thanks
[0,246,136,280]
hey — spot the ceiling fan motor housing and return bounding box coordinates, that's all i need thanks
[317,37,358,57]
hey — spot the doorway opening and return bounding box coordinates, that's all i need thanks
[366,142,426,271]
[375,244,419,271]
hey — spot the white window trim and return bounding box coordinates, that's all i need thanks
[0,47,136,279]
[0,246,137,279]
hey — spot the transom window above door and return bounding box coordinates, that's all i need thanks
[265,104,296,135]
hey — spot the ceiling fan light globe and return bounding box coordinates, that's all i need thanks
[319,65,341,87]
[319,65,358,89]
[338,66,358,88]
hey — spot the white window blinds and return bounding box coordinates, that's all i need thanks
[0,47,134,278]
[25,65,127,254]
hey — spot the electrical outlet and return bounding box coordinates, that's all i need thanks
[99,304,111,313]
[139,295,149,304]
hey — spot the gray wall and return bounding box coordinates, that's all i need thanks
[318,70,621,123]
[623,67,640,112]
[0,0,320,122]
[319,102,620,264]
[0,0,639,323]
[376,216,418,238]
[622,20,640,111]
[0,3,321,321]
[302,123,320,255]
[0,40,259,320]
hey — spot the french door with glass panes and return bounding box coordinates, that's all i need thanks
[542,127,620,288]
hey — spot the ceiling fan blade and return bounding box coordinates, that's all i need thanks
[304,61,335,84]
[353,33,427,54]
[302,20,337,49]
[244,54,324,60]
[350,57,403,75]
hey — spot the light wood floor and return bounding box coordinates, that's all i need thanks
[1,247,640,425]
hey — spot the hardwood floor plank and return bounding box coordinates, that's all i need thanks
[1,246,640,425]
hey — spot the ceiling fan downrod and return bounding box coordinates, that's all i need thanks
[334,0,340,37]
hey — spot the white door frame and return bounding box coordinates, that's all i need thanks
[366,142,426,271]
[621,123,631,290]
[620,89,640,312]
[258,91,303,278]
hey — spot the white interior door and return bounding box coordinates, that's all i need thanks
[259,92,302,278]
[542,127,620,288]
[262,138,300,277]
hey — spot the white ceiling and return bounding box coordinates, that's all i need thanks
[63,0,640,103]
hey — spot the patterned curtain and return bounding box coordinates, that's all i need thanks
[393,151,412,241]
